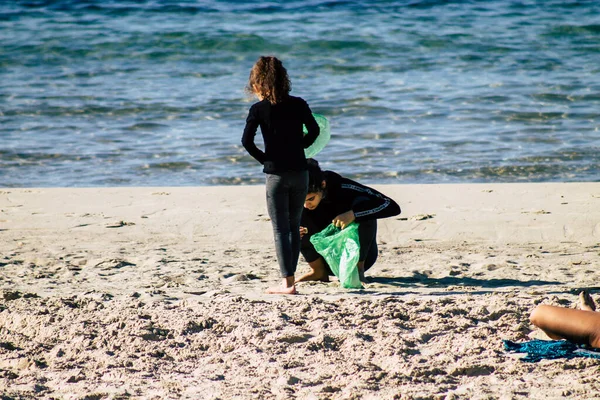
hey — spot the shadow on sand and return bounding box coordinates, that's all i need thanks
[367,275,561,289]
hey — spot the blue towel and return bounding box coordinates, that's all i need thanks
[504,339,600,363]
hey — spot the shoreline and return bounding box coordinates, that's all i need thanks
[1,183,599,398]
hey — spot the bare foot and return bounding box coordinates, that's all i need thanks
[578,290,596,312]
[266,285,297,295]
[296,258,330,283]
[297,272,329,283]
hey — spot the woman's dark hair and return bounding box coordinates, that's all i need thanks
[246,56,291,104]
[307,158,324,193]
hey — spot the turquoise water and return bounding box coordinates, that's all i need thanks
[1,0,599,187]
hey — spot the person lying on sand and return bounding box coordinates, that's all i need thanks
[297,158,400,283]
[530,290,600,348]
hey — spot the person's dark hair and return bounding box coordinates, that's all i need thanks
[246,56,291,104]
[307,158,324,194]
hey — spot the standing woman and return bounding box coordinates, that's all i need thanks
[242,56,320,294]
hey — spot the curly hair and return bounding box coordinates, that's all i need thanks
[246,56,291,104]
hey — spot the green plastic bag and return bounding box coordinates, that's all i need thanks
[303,113,331,158]
[309,222,362,289]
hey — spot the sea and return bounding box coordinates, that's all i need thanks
[1,0,599,187]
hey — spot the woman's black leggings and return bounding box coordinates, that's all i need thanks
[266,171,309,278]
[301,218,378,273]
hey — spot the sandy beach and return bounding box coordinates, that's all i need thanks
[1,183,599,399]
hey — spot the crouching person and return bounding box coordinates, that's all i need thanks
[298,159,401,283]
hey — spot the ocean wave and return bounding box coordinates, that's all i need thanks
[1,34,284,64]
[0,150,91,164]
[547,24,600,37]
[143,161,194,170]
